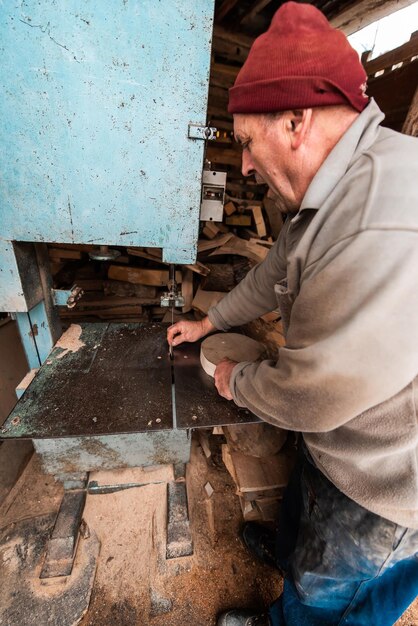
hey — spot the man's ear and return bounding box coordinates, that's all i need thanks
[289,109,312,149]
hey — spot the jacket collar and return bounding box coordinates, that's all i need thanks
[293,98,385,221]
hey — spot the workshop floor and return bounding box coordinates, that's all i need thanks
[0,435,417,626]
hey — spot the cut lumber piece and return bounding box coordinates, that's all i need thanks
[74,279,105,292]
[224,201,237,216]
[181,269,194,314]
[192,287,226,315]
[208,235,269,264]
[103,280,157,298]
[223,423,287,458]
[108,265,181,286]
[222,444,239,485]
[238,496,259,522]
[74,295,157,307]
[254,496,281,522]
[226,449,292,493]
[198,430,212,459]
[184,261,210,276]
[225,214,252,227]
[127,247,165,263]
[203,222,221,239]
[251,205,267,238]
[48,248,83,260]
[197,233,234,253]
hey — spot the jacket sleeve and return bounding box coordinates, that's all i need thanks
[230,229,418,432]
[207,223,288,330]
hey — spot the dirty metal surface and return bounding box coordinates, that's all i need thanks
[173,340,260,429]
[1,323,173,439]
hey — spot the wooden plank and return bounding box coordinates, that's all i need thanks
[184,261,210,276]
[213,25,254,49]
[365,34,418,76]
[203,222,221,239]
[402,85,418,136]
[240,0,273,25]
[48,248,83,260]
[330,0,415,36]
[215,0,240,23]
[198,233,234,253]
[225,214,252,227]
[208,235,270,264]
[108,265,181,286]
[192,287,226,315]
[181,269,194,314]
[251,206,267,238]
[224,201,237,216]
[227,449,291,493]
[263,196,284,239]
[210,63,240,88]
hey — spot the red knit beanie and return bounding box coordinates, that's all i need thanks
[228,1,369,114]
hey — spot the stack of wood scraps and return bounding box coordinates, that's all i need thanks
[47,193,284,338]
[221,437,295,523]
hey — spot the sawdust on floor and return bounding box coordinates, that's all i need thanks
[79,437,282,626]
[0,436,417,626]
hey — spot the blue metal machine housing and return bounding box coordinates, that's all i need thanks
[0,1,218,473]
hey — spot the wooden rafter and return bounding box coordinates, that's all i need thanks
[330,0,416,35]
[364,33,418,76]
[240,0,274,25]
[215,0,240,24]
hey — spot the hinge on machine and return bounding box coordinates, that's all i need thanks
[188,124,217,141]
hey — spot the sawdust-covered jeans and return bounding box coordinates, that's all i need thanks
[268,446,418,626]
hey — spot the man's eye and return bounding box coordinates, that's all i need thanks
[242,140,251,151]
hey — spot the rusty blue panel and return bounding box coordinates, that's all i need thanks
[15,300,54,369]
[0,0,214,311]
[0,240,27,312]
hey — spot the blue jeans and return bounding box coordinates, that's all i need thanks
[268,448,418,626]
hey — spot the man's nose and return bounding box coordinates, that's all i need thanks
[241,150,255,177]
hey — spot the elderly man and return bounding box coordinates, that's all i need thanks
[167,3,418,625]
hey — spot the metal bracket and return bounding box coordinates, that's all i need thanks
[188,124,217,141]
[51,285,84,309]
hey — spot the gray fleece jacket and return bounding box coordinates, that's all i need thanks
[208,100,418,529]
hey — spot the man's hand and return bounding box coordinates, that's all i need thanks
[214,358,237,400]
[167,316,216,347]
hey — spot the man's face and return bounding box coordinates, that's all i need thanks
[233,112,299,213]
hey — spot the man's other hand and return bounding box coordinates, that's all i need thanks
[167,317,215,347]
[214,358,237,400]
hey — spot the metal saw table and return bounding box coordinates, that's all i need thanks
[1,322,259,475]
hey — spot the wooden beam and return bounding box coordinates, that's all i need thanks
[240,0,273,25]
[213,25,254,49]
[364,34,418,76]
[402,86,418,136]
[330,0,416,36]
[215,0,240,24]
